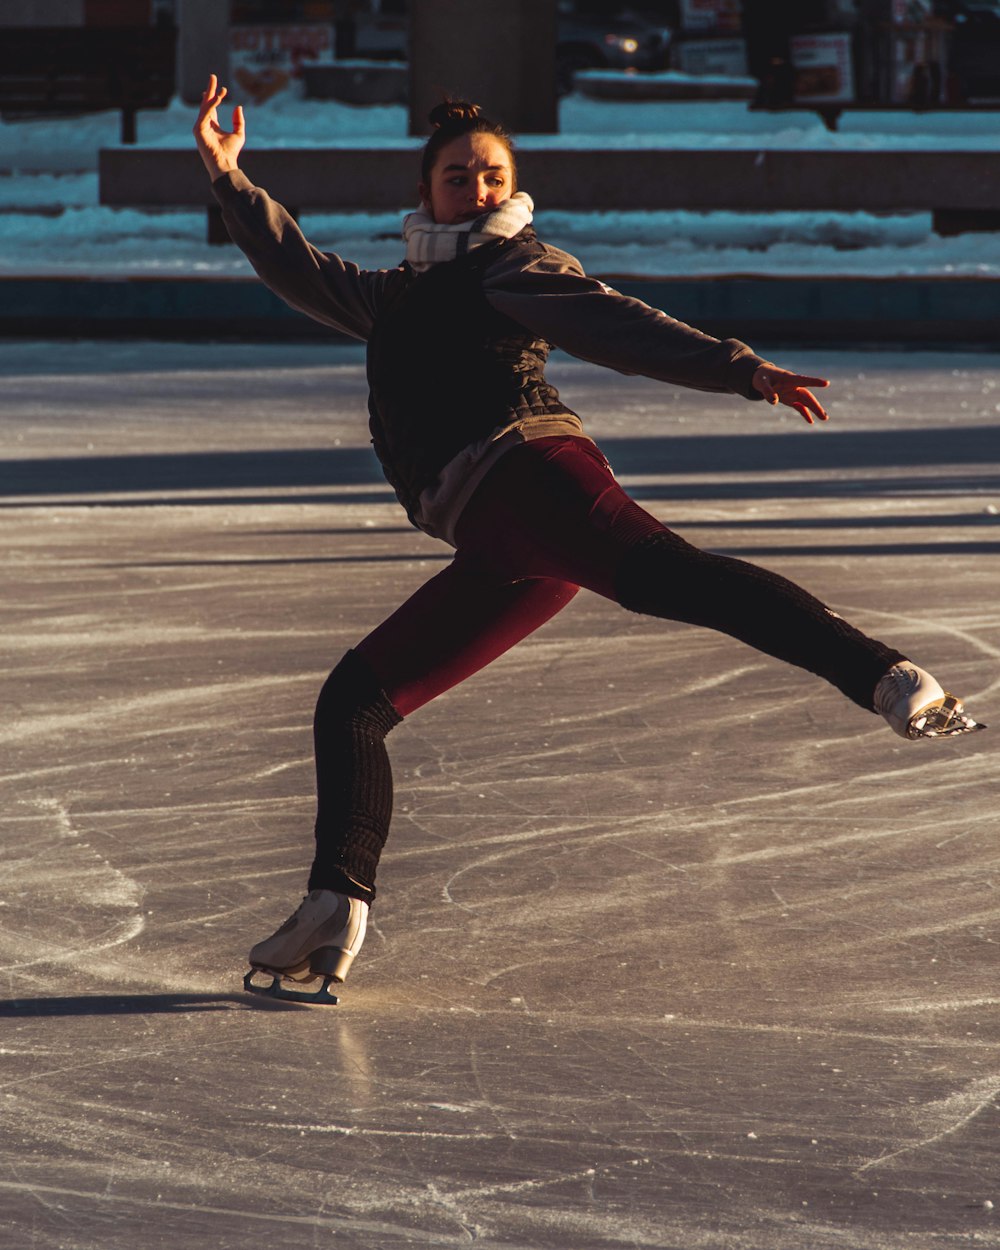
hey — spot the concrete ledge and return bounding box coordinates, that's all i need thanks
[3,274,998,344]
[575,69,756,101]
[99,147,1000,213]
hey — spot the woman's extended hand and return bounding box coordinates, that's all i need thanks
[752,364,830,425]
[193,73,245,180]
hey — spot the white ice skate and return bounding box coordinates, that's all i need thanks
[243,889,368,1005]
[874,663,986,740]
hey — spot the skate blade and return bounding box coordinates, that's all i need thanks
[243,968,340,1006]
[909,695,987,740]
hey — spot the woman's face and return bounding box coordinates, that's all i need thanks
[419,132,514,225]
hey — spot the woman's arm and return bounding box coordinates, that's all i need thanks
[484,243,828,423]
[213,171,401,340]
[193,75,401,340]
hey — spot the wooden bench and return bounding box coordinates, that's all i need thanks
[0,25,176,145]
[98,145,1000,241]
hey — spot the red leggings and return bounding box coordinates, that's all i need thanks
[354,436,899,716]
[356,438,636,715]
[310,436,903,898]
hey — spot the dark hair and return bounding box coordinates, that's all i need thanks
[419,98,517,188]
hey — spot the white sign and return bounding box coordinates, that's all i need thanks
[230,24,335,103]
[791,32,856,103]
[674,38,749,78]
[678,0,742,35]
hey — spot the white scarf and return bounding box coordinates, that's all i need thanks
[402,191,534,272]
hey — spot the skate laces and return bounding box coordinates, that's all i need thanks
[874,665,918,716]
[272,894,313,936]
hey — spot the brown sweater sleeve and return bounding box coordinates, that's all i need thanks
[211,170,404,340]
[482,240,766,401]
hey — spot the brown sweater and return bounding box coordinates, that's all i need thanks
[212,170,767,539]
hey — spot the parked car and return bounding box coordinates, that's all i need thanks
[555,10,672,94]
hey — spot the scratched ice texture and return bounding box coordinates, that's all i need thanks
[0,341,998,1249]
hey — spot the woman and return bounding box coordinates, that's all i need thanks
[193,77,984,1002]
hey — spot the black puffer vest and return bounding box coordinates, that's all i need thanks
[366,228,574,522]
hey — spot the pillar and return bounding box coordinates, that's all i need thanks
[177,0,230,104]
[408,0,557,135]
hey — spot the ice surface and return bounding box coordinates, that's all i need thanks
[1,93,1000,278]
[1,340,998,1248]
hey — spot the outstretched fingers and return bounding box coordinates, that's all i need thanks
[785,386,829,425]
[193,74,246,177]
[195,81,218,134]
[202,73,225,107]
[791,395,818,424]
[196,75,235,130]
[753,366,830,424]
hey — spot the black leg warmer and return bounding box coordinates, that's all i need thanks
[308,649,402,904]
[615,530,904,711]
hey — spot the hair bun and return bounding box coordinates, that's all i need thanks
[428,98,481,129]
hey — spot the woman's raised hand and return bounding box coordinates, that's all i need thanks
[193,74,245,179]
[752,364,830,425]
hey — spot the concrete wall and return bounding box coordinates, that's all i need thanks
[409,0,557,135]
[99,146,1000,216]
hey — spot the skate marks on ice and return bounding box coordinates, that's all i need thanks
[0,345,998,1248]
[854,1074,1000,1178]
[353,641,1000,1242]
[0,798,244,1014]
[387,623,994,958]
[5,1008,999,1249]
[0,797,145,977]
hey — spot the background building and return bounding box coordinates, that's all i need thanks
[2,1,998,113]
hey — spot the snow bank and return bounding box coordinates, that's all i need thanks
[1,91,998,279]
